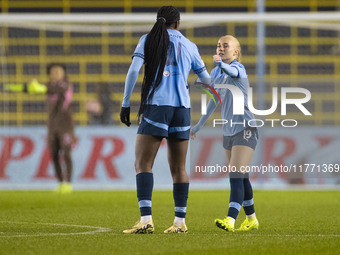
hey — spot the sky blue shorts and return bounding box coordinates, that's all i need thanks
[137,105,191,140]
[223,127,258,150]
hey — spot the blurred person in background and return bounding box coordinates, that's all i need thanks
[6,63,75,194]
[86,82,113,125]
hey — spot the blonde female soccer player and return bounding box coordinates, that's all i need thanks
[191,35,259,232]
[120,6,210,234]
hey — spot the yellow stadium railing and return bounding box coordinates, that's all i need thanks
[1,0,339,13]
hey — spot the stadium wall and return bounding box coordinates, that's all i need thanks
[0,126,339,190]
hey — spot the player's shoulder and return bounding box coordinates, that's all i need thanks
[133,34,147,56]
[185,37,199,50]
[230,60,246,70]
[140,33,148,39]
[134,34,147,47]
[183,38,201,59]
[230,60,247,77]
[169,30,197,49]
[137,34,148,43]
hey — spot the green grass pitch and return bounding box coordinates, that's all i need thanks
[0,190,339,255]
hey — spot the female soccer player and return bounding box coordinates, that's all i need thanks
[7,63,75,194]
[45,64,74,194]
[191,35,259,232]
[120,6,210,234]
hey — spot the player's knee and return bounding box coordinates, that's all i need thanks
[170,165,186,175]
[63,153,72,163]
[170,167,188,183]
[134,160,152,173]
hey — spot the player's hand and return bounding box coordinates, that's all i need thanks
[120,107,131,127]
[213,55,222,67]
[190,131,196,140]
[27,79,47,94]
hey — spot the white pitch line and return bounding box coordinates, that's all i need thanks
[1,222,338,238]
[0,221,111,238]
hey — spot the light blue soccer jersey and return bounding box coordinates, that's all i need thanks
[132,29,206,108]
[211,59,255,136]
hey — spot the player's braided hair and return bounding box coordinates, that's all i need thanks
[138,6,180,118]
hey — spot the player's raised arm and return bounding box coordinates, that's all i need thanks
[213,55,239,78]
[5,79,47,94]
[190,42,219,139]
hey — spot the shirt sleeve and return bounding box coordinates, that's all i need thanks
[220,62,239,78]
[230,63,247,78]
[132,34,147,60]
[196,69,210,80]
[191,43,207,75]
[122,56,144,107]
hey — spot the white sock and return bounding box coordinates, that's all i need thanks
[141,215,152,223]
[227,217,235,224]
[246,213,256,219]
[174,216,185,226]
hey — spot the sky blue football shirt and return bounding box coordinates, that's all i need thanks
[132,29,206,108]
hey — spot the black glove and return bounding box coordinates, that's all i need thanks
[120,107,131,127]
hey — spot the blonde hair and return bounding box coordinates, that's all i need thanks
[220,35,242,63]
